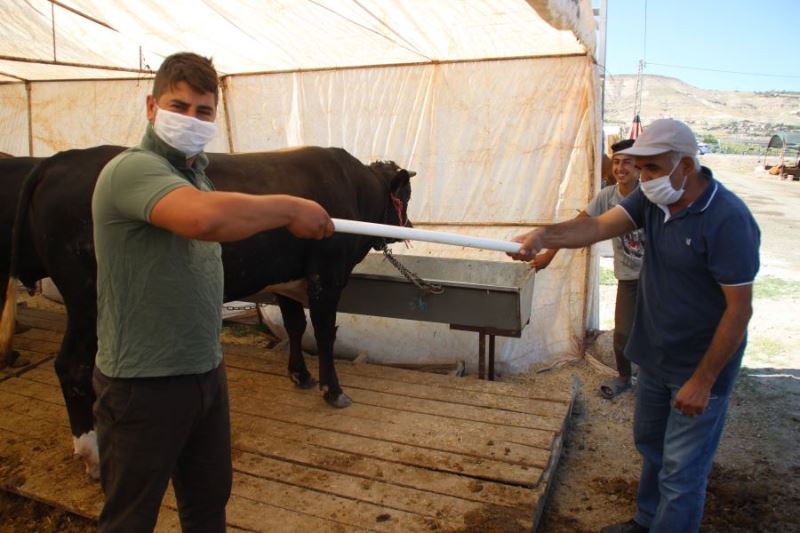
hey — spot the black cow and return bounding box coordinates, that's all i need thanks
[0,145,414,477]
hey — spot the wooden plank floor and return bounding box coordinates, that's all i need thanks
[0,306,574,532]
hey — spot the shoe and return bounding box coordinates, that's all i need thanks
[599,519,649,533]
[599,376,632,400]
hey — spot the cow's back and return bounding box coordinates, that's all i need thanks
[206,146,388,300]
[207,146,381,218]
[28,146,125,283]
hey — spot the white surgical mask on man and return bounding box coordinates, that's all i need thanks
[640,159,687,206]
[153,106,217,157]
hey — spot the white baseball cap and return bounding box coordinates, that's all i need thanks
[618,118,699,157]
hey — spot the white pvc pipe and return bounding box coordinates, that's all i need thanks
[332,218,522,254]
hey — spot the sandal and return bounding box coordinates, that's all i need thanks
[600,376,632,400]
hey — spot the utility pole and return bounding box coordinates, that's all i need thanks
[595,0,609,122]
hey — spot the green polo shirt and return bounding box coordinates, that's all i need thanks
[92,125,223,378]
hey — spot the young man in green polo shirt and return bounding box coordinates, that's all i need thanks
[92,52,333,532]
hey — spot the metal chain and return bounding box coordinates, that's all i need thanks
[381,244,444,295]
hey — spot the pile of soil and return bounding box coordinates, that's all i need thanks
[531,354,800,533]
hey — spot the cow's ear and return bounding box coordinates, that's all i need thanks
[390,169,414,192]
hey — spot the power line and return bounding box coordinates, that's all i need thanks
[647,62,800,80]
[631,0,647,122]
[642,0,647,63]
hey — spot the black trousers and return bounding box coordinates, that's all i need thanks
[613,279,639,378]
[93,363,232,532]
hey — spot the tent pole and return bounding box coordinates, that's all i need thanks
[50,0,117,31]
[582,81,599,349]
[220,76,234,153]
[25,81,33,156]
[0,56,153,75]
[596,0,608,122]
[51,2,57,62]
[227,53,587,79]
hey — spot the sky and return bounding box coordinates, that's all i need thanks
[597,0,800,92]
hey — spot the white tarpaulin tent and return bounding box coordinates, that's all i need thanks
[0,0,601,374]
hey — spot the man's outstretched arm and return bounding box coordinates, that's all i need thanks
[150,186,334,242]
[509,205,635,262]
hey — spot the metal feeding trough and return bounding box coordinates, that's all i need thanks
[241,254,536,380]
[337,254,536,380]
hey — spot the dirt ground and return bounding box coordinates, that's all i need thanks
[2,155,799,532]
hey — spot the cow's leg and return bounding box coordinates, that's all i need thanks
[50,268,100,479]
[309,288,351,408]
[54,311,99,478]
[277,295,315,389]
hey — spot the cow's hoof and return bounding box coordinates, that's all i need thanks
[2,350,29,369]
[324,391,352,408]
[85,460,101,481]
[290,372,317,390]
[73,430,100,480]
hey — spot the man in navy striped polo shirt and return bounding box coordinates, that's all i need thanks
[508,118,760,533]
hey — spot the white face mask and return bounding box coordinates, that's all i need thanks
[640,160,687,206]
[153,106,217,157]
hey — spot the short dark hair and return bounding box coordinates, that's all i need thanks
[153,52,219,103]
[611,139,635,153]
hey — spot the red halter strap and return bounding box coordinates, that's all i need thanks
[390,193,405,226]
[390,193,411,248]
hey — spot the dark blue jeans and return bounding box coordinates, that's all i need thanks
[633,366,732,533]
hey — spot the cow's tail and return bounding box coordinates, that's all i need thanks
[0,159,47,364]
[0,278,17,364]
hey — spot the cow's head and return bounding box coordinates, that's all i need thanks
[368,160,415,249]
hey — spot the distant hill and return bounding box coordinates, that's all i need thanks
[603,75,800,142]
